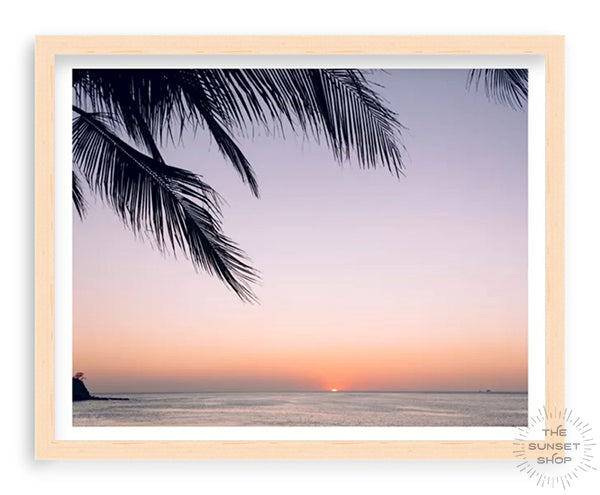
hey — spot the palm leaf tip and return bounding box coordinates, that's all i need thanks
[72,170,87,218]
[315,69,406,176]
[72,106,259,302]
[467,69,528,110]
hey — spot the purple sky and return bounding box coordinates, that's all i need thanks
[73,69,528,393]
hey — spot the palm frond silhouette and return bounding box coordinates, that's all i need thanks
[467,69,528,110]
[72,69,406,301]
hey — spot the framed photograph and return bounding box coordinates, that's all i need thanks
[35,36,564,459]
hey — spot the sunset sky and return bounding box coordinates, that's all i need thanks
[73,69,528,393]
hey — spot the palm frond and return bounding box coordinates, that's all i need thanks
[73,69,407,190]
[200,69,406,175]
[72,106,258,302]
[467,69,528,110]
[74,69,260,196]
[72,68,406,301]
[72,170,87,218]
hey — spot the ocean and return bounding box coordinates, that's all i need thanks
[72,391,527,427]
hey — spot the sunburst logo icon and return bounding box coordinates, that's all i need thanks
[513,407,596,489]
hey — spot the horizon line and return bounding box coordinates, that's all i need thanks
[92,389,528,394]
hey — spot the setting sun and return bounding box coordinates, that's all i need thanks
[330,388,338,392]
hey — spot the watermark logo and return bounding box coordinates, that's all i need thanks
[513,407,596,489]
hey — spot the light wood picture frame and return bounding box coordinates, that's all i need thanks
[35,35,564,459]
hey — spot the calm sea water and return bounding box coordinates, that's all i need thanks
[72,392,527,426]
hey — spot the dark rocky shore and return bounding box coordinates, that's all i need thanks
[73,377,128,401]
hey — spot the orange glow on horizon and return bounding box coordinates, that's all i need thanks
[73,325,527,393]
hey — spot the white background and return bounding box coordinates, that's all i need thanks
[1,1,598,494]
